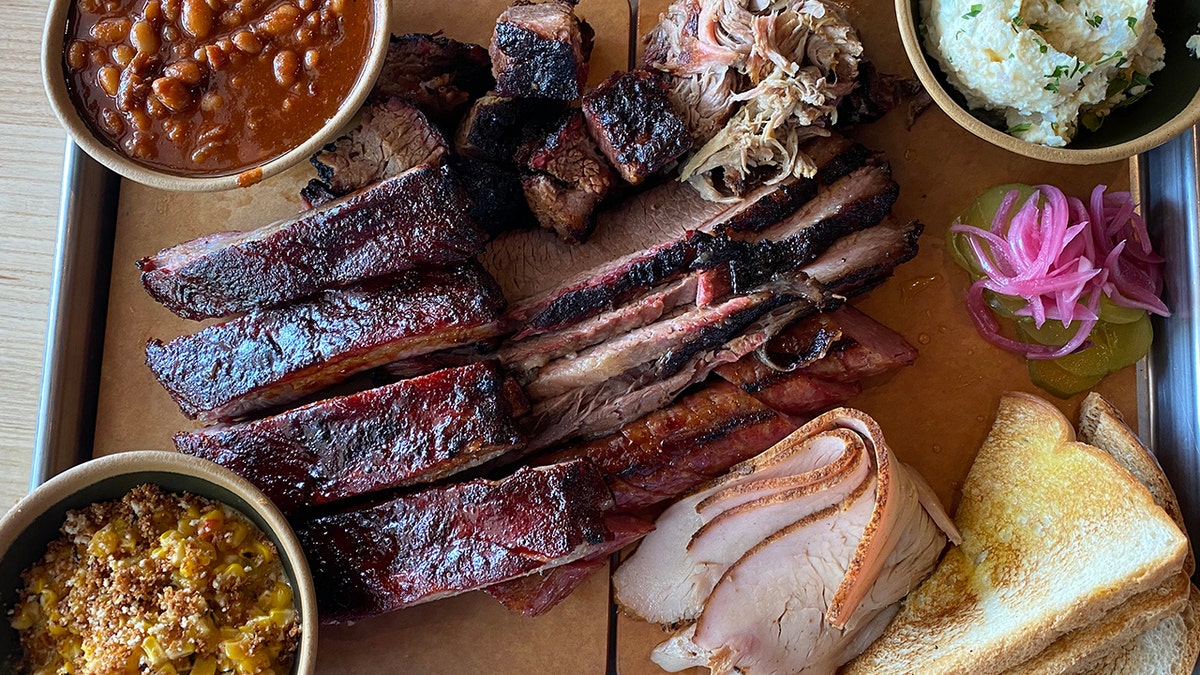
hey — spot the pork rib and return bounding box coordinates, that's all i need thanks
[146,264,506,423]
[294,459,616,623]
[173,361,527,513]
[139,165,484,320]
[482,515,654,616]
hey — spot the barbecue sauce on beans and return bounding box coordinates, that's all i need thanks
[64,0,373,176]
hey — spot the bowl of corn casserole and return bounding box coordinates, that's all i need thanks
[0,451,317,675]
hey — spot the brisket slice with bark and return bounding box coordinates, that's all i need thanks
[146,264,506,424]
[174,361,527,514]
[372,33,494,124]
[490,0,594,100]
[140,164,484,320]
[294,459,617,622]
[581,70,692,185]
[518,110,615,243]
[302,98,450,207]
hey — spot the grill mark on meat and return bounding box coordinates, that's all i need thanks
[306,98,450,203]
[372,33,493,124]
[294,460,615,623]
[490,1,594,100]
[174,361,527,514]
[145,264,507,423]
[582,70,692,185]
[139,165,485,320]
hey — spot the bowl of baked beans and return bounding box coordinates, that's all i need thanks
[41,0,390,190]
[0,451,317,674]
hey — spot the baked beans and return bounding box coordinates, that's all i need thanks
[64,0,374,176]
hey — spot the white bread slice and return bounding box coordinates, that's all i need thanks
[842,392,1189,675]
[1078,582,1200,675]
[1013,392,1196,674]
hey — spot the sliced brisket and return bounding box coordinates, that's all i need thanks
[305,98,450,203]
[372,33,494,124]
[174,361,527,513]
[295,459,616,622]
[139,165,484,320]
[581,70,692,185]
[146,264,506,423]
[490,0,594,100]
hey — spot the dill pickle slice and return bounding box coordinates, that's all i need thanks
[1096,313,1153,370]
[1097,295,1145,324]
[1028,358,1104,399]
[948,184,1037,279]
[1016,316,1082,346]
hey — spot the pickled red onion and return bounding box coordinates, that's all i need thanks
[949,184,1168,360]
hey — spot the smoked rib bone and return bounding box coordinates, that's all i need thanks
[294,459,615,622]
[174,361,527,513]
[139,164,485,320]
[145,264,506,424]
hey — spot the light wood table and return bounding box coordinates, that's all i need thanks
[0,0,68,512]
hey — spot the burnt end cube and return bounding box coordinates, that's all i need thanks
[582,70,693,185]
[455,94,543,163]
[518,110,614,243]
[450,156,537,238]
[490,1,595,101]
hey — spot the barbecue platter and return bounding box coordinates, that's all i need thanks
[71,0,1169,671]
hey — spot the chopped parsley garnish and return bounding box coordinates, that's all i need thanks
[1087,13,1103,28]
[1011,15,1024,30]
[1126,16,1138,34]
[1096,50,1124,66]
[962,4,982,19]
[1039,43,1048,53]
[1029,23,1049,31]
[1045,81,1060,93]
[1006,123,1032,134]
[1070,59,1088,77]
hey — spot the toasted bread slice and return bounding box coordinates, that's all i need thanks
[1080,583,1200,675]
[1077,392,1194,575]
[843,392,1188,675]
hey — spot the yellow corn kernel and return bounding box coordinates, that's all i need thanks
[87,524,120,557]
[241,540,274,564]
[261,581,292,610]
[219,562,246,579]
[10,601,39,630]
[190,656,218,675]
[47,619,68,637]
[142,635,169,667]
[268,608,294,627]
[226,521,249,548]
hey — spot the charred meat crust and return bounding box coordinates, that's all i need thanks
[307,98,450,199]
[812,219,925,297]
[450,156,538,237]
[174,361,528,514]
[581,70,692,184]
[295,459,614,622]
[490,1,595,100]
[518,111,614,243]
[139,164,486,320]
[145,264,507,424]
[372,33,494,123]
[455,94,544,163]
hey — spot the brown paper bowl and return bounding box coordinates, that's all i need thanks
[0,451,318,673]
[40,0,391,191]
[896,0,1200,164]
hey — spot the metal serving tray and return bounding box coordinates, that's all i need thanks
[29,129,1200,673]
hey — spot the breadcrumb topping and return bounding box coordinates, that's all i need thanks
[8,484,300,675]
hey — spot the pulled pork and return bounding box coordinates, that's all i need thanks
[643,0,863,202]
